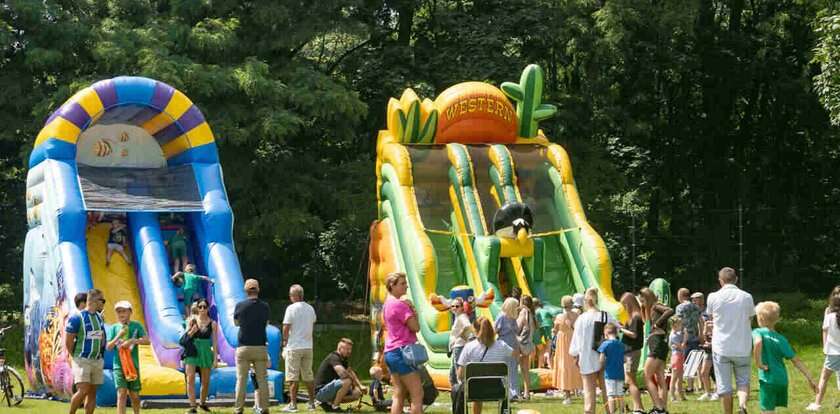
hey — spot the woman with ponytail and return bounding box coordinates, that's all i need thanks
[807,288,840,411]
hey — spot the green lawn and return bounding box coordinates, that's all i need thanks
[8,344,835,413]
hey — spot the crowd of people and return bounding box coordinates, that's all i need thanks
[61,262,840,414]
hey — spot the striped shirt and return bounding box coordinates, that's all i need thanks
[457,338,514,366]
[66,310,106,360]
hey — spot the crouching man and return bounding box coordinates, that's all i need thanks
[314,338,363,412]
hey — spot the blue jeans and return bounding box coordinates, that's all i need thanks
[315,379,344,403]
[449,346,464,388]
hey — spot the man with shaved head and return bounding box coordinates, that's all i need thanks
[281,284,317,412]
[707,267,755,414]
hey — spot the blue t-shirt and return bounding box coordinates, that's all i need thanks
[597,338,625,380]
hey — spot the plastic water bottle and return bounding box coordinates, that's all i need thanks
[249,368,258,389]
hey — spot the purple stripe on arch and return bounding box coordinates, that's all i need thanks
[176,105,205,132]
[57,102,92,128]
[150,82,176,110]
[92,80,118,109]
[129,107,161,126]
[154,123,183,144]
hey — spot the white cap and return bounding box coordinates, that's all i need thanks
[572,293,584,308]
[114,300,132,310]
[690,292,704,299]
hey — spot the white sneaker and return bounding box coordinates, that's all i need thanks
[806,402,821,411]
[710,393,720,401]
[562,397,572,405]
[281,404,299,412]
[697,393,710,401]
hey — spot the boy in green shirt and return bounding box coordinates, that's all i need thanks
[106,300,150,414]
[752,301,817,413]
[171,264,214,316]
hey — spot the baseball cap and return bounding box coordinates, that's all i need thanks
[572,293,584,308]
[114,300,132,310]
[244,278,260,292]
[690,292,704,299]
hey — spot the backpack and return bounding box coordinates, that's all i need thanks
[418,366,439,406]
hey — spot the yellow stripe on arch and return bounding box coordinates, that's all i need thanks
[161,122,215,158]
[34,117,82,147]
[73,87,105,122]
[142,112,174,135]
[163,90,193,120]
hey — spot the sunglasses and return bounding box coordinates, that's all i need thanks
[197,305,207,309]
[98,299,106,304]
[451,304,462,309]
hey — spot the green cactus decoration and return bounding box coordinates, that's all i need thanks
[394,98,438,144]
[501,64,557,138]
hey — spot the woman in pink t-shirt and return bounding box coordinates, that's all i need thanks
[382,272,423,414]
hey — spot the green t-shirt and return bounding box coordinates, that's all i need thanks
[169,232,188,248]
[107,321,146,370]
[752,327,795,385]
[535,308,554,329]
[182,272,202,291]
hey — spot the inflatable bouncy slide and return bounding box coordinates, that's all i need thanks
[23,77,283,404]
[368,65,621,390]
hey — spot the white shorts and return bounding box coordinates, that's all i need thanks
[285,348,314,382]
[605,378,624,397]
[825,354,840,372]
[107,243,124,252]
[72,357,104,385]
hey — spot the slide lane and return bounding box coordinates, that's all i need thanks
[86,223,184,396]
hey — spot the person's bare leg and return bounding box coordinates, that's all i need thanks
[129,390,141,414]
[626,370,643,411]
[721,394,734,414]
[657,367,668,411]
[519,354,531,398]
[644,359,665,410]
[582,373,596,414]
[200,368,211,405]
[83,384,98,414]
[181,255,189,269]
[813,368,832,406]
[389,373,404,414]
[472,401,482,414]
[402,371,424,414]
[305,381,315,405]
[737,385,749,411]
[332,379,351,407]
[173,257,181,273]
[186,365,197,408]
[69,383,89,414]
[119,249,131,264]
[289,381,299,406]
[116,388,127,414]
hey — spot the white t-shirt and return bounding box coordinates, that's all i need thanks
[823,312,840,355]
[568,309,617,375]
[707,284,755,357]
[282,301,316,350]
[449,313,473,351]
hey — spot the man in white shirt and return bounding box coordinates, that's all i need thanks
[282,284,317,412]
[706,267,755,414]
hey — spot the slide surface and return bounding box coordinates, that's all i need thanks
[86,223,184,396]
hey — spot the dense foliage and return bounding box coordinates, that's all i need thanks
[1,0,839,308]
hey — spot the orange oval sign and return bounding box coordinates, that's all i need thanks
[434,82,518,143]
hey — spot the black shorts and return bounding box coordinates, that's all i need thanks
[647,334,668,361]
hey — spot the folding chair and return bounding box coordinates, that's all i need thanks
[683,349,705,379]
[464,362,509,414]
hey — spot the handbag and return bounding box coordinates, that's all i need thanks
[400,343,429,368]
[591,311,607,351]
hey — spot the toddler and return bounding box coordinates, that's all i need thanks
[668,316,686,401]
[598,322,625,414]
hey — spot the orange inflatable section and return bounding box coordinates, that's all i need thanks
[434,82,518,143]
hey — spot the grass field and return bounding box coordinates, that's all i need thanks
[7,344,835,413]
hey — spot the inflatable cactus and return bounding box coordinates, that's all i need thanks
[386,89,438,143]
[501,64,557,138]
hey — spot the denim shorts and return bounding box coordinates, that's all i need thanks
[315,379,344,403]
[385,349,417,375]
[713,353,751,395]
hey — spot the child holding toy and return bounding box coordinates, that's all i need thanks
[106,301,149,414]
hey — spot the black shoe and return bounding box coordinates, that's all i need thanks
[199,403,211,412]
[739,407,747,414]
[185,408,197,414]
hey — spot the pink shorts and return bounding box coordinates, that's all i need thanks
[670,351,685,370]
